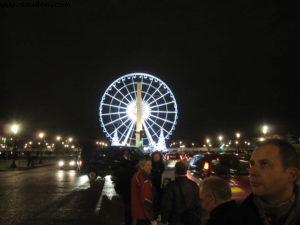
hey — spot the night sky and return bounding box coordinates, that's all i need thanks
[1,1,300,143]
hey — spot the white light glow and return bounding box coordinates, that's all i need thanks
[38,132,45,139]
[58,161,64,167]
[10,124,20,135]
[262,125,269,135]
[126,100,151,122]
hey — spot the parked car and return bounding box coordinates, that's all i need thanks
[164,151,183,161]
[78,145,144,185]
[188,153,251,202]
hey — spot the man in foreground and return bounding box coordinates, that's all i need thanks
[241,138,300,225]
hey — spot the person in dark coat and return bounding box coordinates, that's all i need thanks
[114,149,137,225]
[161,161,201,225]
[151,151,165,213]
[240,138,300,225]
[200,176,241,225]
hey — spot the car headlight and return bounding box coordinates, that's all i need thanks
[69,160,75,166]
[58,161,64,167]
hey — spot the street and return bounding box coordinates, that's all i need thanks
[0,165,124,225]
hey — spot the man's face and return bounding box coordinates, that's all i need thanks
[249,145,295,198]
[199,187,215,212]
[142,160,152,175]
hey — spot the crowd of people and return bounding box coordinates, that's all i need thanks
[114,138,300,225]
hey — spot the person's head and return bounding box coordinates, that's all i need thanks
[151,151,163,163]
[138,157,152,175]
[175,160,188,176]
[200,176,232,212]
[249,138,299,202]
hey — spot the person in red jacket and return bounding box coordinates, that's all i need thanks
[131,157,157,225]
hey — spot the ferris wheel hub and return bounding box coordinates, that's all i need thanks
[126,100,151,122]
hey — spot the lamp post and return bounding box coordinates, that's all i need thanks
[38,132,45,164]
[235,132,241,151]
[10,123,20,168]
[206,138,210,151]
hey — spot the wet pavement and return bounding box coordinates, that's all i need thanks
[0,165,124,225]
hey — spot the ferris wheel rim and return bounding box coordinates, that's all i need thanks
[99,72,178,145]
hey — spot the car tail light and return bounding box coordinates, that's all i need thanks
[203,161,210,170]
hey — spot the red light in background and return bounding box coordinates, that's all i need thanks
[203,161,210,170]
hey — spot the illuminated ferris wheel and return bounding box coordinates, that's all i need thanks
[99,72,178,147]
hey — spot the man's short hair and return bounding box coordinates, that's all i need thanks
[138,156,151,168]
[201,176,232,201]
[255,138,300,170]
[175,161,188,175]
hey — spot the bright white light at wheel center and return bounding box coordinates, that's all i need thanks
[126,100,151,122]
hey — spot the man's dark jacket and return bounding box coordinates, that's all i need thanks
[240,185,300,225]
[205,200,241,225]
[161,176,201,225]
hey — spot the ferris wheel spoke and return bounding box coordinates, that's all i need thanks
[121,79,134,101]
[147,91,170,106]
[101,111,126,116]
[104,114,128,126]
[106,93,128,107]
[142,78,154,101]
[112,85,131,104]
[114,117,131,132]
[125,82,137,101]
[142,121,155,146]
[131,78,137,100]
[102,103,127,110]
[118,119,133,141]
[150,110,177,114]
[147,117,169,134]
[149,101,175,109]
[149,114,176,124]
[144,82,163,104]
[144,120,160,140]
[122,121,135,146]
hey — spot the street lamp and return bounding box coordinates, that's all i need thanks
[56,136,61,141]
[68,137,73,143]
[218,135,223,142]
[38,132,45,164]
[235,133,241,151]
[38,132,45,139]
[9,123,20,168]
[205,138,211,151]
[262,125,269,135]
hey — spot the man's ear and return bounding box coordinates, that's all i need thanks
[286,167,299,182]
